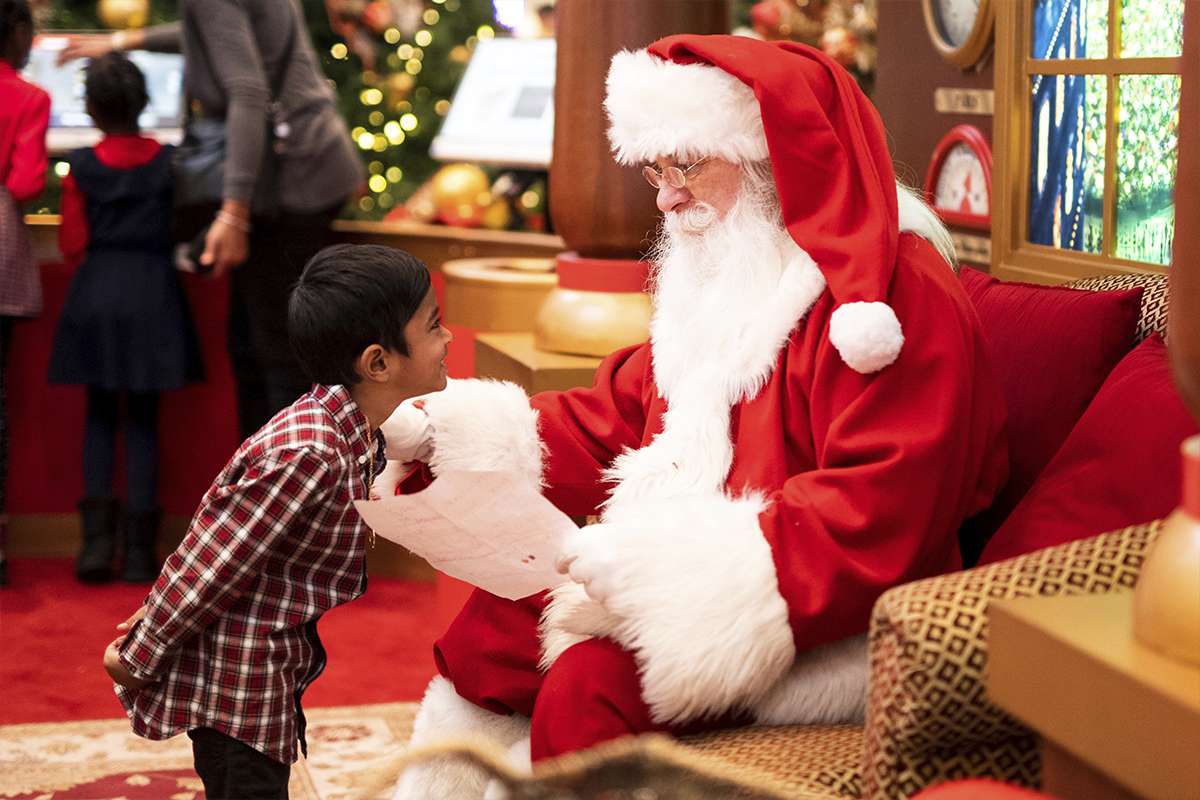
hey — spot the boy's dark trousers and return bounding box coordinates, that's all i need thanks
[188,727,290,799]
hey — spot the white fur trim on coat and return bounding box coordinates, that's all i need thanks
[605,49,767,166]
[828,301,904,374]
[589,493,796,724]
[751,633,868,725]
[539,580,622,672]
[392,676,530,800]
[420,379,544,487]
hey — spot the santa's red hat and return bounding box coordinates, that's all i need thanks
[604,35,903,374]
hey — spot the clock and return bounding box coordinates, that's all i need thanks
[922,0,994,68]
[924,125,992,231]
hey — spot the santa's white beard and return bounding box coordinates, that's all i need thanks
[648,186,793,365]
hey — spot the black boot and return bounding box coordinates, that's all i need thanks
[121,509,160,583]
[76,498,119,583]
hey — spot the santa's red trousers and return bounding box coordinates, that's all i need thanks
[434,589,750,761]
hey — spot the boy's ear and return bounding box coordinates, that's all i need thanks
[355,344,391,384]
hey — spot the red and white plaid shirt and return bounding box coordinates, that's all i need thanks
[116,384,384,763]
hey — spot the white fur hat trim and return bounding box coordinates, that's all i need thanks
[828,301,904,374]
[604,49,768,166]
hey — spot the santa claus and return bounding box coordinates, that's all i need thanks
[388,34,1008,797]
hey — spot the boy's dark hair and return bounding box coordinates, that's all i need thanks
[288,244,432,386]
[85,52,148,133]
[0,0,32,66]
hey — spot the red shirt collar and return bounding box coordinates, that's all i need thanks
[94,134,162,168]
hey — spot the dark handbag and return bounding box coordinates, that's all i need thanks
[171,9,297,241]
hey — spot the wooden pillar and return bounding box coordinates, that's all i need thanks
[550,0,729,259]
[534,0,729,355]
[1170,0,1200,421]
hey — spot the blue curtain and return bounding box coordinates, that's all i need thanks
[1029,0,1088,250]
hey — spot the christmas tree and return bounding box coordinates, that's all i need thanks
[309,0,500,219]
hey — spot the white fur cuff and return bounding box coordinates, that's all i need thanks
[597,493,796,724]
[420,379,544,487]
[828,301,904,374]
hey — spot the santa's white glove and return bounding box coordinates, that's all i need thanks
[555,523,624,606]
[380,398,434,463]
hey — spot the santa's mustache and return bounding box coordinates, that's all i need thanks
[664,201,719,236]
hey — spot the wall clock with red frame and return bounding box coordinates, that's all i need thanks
[924,124,993,231]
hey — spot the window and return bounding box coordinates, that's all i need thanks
[993,0,1184,283]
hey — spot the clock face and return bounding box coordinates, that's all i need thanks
[934,143,989,217]
[935,0,982,48]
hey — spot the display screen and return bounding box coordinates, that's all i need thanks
[431,37,555,168]
[23,35,184,149]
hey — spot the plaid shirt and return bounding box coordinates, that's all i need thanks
[116,384,385,763]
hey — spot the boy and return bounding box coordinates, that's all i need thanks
[102,244,450,798]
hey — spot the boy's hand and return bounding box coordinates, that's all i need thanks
[115,606,148,640]
[381,399,434,463]
[103,638,151,690]
[104,606,152,690]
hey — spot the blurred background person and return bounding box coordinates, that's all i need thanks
[48,53,202,584]
[0,0,48,587]
[61,0,364,439]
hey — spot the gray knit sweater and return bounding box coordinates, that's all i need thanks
[141,0,363,214]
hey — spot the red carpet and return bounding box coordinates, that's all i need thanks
[0,558,442,725]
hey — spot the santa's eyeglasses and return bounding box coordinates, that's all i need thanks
[641,157,711,190]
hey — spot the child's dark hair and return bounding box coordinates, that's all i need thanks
[85,52,148,133]
[0,0,32,65]
[289,244,432,386]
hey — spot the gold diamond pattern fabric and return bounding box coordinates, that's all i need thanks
[684,724,863,798]
[861,521,1162,798]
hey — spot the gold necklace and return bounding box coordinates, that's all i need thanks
[363,430,377,549]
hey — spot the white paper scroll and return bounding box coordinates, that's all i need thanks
[353,470,575,600]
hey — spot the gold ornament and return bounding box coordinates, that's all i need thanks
[431,163,490,227]
[98,0,149,29]
[480,198,513,231]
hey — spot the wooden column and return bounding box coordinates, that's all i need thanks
[1170,0,1200,421]
[550,0,729,259]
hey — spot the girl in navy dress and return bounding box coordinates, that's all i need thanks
[49,53,202,583]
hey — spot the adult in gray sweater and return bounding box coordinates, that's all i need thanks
[63,0,365,438]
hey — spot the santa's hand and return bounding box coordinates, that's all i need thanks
[556,524,622,605]
[381,399,434,463]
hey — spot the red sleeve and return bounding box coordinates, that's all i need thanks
[532,344,653,516]
[5,88,49,202]
[58,174,89,266]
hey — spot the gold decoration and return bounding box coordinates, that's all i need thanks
[534,288,651,357]
[480,198,513,231]
[1133,435,1200,665]
[431,163,490,227]
[442,258,556,331]
[97,0,149,29]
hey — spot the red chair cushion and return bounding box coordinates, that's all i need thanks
[980,335,1196,564]
[957,268,1143,562]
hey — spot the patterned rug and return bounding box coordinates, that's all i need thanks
[0,703,416,800]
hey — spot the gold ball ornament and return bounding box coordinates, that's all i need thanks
[98,0,149,29]
[480,198,512,231]
[432,164,490,227]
